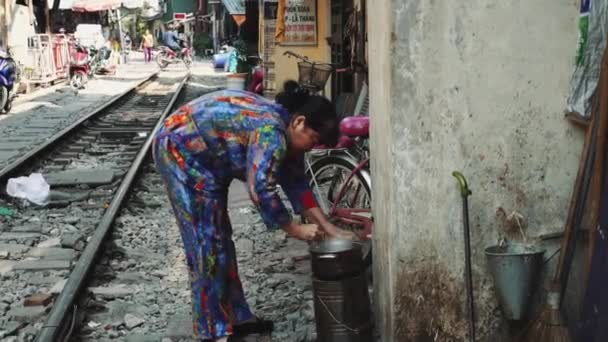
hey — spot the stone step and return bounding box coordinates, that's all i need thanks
[0,243,30,259]
[13,259,71,271]
[44,169,115,186]
[26,247,76,260]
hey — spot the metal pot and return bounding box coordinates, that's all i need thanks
[310,239,369,280]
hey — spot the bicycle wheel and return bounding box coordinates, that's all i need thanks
[308,154,373,286]
[308,154,371,219]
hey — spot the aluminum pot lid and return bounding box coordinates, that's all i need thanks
[309,238,362,254]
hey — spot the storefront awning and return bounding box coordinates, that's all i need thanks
[69,0,146,12]
[122,0,145,8]
[56,0,148,10]
[221,0,246,26]
[72,0,122,12]
[56,0,75,10]
[221,0,245,15]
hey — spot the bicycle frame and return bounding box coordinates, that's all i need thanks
[307,148,373,240]
[330,158,372,240]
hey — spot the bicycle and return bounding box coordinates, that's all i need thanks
[283,50,372,240]
[307,116,372,240]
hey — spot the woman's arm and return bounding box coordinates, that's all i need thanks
[246,125,322,240]
[302,207,340,236]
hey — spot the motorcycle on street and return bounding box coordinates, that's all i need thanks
[246,56,264,95]
[69,42,94,89]
[0,47,20,114]
[69,43,115,90]
[156,40,192,70]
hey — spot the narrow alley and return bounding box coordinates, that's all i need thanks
[1,0,608,342]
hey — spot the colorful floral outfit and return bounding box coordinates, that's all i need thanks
[152,90,317,340]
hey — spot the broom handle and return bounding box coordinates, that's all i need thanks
[553,115,596,285]
[584,44,608,287]
[555,39,608,288]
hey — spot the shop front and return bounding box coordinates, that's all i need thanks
[260,0,330,98]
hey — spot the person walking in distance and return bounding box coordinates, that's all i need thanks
[141,29,154,63]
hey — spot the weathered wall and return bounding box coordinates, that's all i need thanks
[6,3,35,67]
[264,0,330,94]
[368,0,582,341]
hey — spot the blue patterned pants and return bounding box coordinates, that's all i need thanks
[153,137,254,340]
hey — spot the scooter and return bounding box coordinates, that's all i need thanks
[247,56,264,95]
[156,40,192,70]
[93,47,116,75]
[0,47,19,114]
[69,42,93,90]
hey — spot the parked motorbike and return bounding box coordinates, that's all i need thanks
[156,40,192,70]
[69,43,93,89]
[0,47,19,114]
[247,56,264,95]
[93,47,116,76]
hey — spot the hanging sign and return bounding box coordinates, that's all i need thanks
[281,0,317,45]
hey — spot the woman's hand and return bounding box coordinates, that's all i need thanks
[283,222,323,241]
[324,223,358,240]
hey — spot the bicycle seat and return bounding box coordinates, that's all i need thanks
[340,116,369,137]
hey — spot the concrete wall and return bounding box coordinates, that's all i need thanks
[5,3,36,66]
[368,0,582,341]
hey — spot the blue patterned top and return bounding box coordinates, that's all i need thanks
[155,89,317,230]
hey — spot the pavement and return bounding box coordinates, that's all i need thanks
[0,54,159,171]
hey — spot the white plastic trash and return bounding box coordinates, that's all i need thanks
[6,173,50,206]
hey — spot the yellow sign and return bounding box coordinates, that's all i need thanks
[281,0,317,45]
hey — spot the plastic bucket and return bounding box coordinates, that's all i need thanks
[485,243,545,320]
[213,53,229,69]
[226,73,247,90]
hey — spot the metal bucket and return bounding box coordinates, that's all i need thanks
[312,272,373,342]
[485,243,545,320]
[309,239,365,280]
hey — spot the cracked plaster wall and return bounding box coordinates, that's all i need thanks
[369,0,583,341]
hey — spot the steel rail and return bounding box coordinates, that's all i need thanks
[34,73,190,342]
[0,72,158,181]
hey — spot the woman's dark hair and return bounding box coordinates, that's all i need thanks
[275,80,339,147]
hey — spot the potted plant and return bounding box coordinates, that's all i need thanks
[226,39,251,90]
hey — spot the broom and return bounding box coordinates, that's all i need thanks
[521,38,608,342]
[520,100,597,342]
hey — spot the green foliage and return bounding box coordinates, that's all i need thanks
[232,38,251,74]
[135,11,148,39]
[192,33,212,56]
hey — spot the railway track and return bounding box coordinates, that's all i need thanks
[0,72,189,341]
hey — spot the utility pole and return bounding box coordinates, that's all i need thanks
[44,0,51,33]
[0,0,6,49]
[116,8,127,64]
[209,0,219,53]
[27,0,34,27]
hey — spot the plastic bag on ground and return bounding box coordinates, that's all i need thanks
[6,173,50,206]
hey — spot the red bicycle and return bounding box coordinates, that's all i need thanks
[306,115,372,241]
[283,51,373,240]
